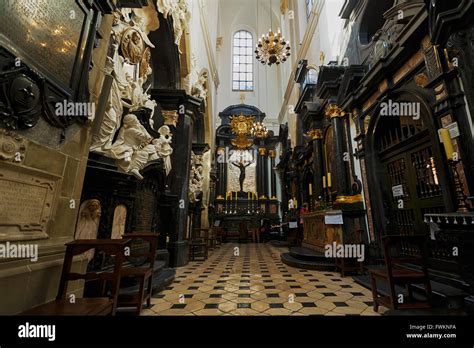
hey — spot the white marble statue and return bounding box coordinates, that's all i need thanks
[90,44,130,153]
[191,71,208,104]
[91,9,174,180]
[171,0,190,53]
[150,126,174,175]
[189,152,204,202]
[110,115,174,179]
[183,53,197,95]
[75,199,101,261]
[156,0,173,18]
[109,114,153,180]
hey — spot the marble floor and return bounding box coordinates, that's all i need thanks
[142,243,386,316]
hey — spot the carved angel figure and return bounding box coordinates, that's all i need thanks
[156,0,173,18]
[191,71,208,104]
[171,0,190,53]
[110,114,154,180]
[150,125,174,175]
[90,46,130,153]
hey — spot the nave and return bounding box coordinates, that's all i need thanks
[143,243,384,316]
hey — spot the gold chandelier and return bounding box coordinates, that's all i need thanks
[255,28,291,66]
[251,121,268,138]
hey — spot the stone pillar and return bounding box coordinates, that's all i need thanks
[263,150,269,198]
[167,109,194,267]
[269,149,277,198]
[257,147,267,197]
[309,129,324,198]
[326,104,352,199]
[216,147,226,198]
[190,143,209,238]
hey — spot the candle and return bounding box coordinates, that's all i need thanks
[295,198,298,209]
[327,172,332,188]
[229,192,232,201]
[323,176,327,188]
[309,183,313,195]
[440,128,455,161]
[248,192,250,200]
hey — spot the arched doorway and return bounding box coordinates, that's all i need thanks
[366,90,452,242]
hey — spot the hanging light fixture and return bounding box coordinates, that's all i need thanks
[255,0,291,66]
[251,121,269,138]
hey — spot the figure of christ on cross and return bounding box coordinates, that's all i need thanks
[232,160,251,192]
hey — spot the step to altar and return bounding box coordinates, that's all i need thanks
[281,246,335,270]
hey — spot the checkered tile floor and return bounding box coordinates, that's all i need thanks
[142,243,386,316]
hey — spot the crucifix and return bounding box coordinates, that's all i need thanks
[232,160,251,192]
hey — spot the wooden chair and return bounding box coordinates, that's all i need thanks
[117,233,159,315]
[214,227,223,247]
[21,239,128,316]
[369,235,432,312]
[203,228,215,250]
[335,229,365,277]
[189,229,209,261]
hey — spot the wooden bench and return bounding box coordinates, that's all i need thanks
[20,239,128,316]
[369,235,432,312]
[117,233,159,315]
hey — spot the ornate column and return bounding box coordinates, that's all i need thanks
[167,107,194,266]
[257,147,267,198]
[152,90,202,267]
[189,144,209,239]
[308,128,324,199]
[326,104,352,201]
[216,147,226,198]
[269,149,277,198]
[263,149,269,199]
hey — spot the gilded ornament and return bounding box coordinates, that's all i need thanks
[230,113,255,136]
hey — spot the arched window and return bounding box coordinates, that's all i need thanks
[232,30,253,91]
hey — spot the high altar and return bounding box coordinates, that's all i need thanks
[212,104,280,237]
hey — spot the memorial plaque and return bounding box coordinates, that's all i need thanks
[0,0,86,89]
[0,162,59,241]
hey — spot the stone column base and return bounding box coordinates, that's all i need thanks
[168,240,189,267]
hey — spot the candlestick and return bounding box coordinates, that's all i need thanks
[327,172,332,188]
[440,128,455,161]
[322,176,326,189]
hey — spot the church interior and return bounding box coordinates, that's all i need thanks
[1,0,474,328]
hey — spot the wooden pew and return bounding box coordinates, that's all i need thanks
[117,233,159,315]
[369,235,432,312]
[20,239,129,316]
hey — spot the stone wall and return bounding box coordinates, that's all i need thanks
[0,14,114,315]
